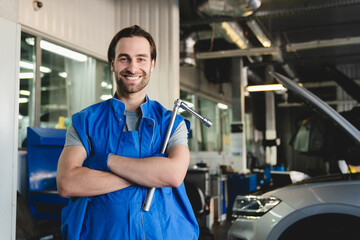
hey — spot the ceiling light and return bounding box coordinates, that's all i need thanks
[246,84,286,92]
[247,19,272,48]
[100,95,113,101]
[40,66,51,73]
[20,61,52,73]
[25,38,87,62]
[20,61,34,69]
[217,103,228,109]
[19,72,35,79]
[20,90,31,96]
[219,22,248,49]
[58,72,68,78]
[41,40,88,62]
[19,98,29,103]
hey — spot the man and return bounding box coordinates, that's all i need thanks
[56,25,199,239]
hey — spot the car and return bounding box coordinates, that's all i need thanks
[227,72,360,240]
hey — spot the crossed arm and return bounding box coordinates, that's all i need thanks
[56,144,190,198]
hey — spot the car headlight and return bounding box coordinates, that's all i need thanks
[232,195,281,219]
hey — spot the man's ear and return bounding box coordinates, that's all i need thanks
[110,61,115,72]
[150,59,155,72]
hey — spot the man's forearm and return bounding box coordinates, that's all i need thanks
[56,145,132,198]
[57,166,131,197]
[107,145,190,188]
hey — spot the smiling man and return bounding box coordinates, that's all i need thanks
[56,25,199,240]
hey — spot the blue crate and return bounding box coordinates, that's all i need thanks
[27,127,68,220]
[226,173,257,214]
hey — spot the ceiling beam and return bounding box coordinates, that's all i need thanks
[286,36,360,52]
[196,47,280,59]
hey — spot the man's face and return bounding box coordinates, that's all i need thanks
[111,36,155,96]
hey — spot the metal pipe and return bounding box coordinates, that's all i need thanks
[196,47,280,59]
[256,0,360,18]
[142,99,212,211]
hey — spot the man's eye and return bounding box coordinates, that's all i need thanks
[138,58,146,62]
[119,58,128,62]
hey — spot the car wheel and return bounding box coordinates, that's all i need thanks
[279,213,360,240]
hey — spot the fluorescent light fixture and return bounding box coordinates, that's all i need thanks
[247,20,272,48]
[40,66,51,73]
[217,103,228,109]
[20,61,51,73]
[100,95,113,101]
[41,40,88,62]
[25,37,35,46]
[19,98,29,103]
[20,72,35,79]
[25,37,87,62]
[20,90,31,96]
[246,84,286,92]
[58,72,68,78]
[220,22,248,49]
[101,81,113,89]
[20,61,34,69]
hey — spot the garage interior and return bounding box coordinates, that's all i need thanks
[180,0,360,175]
[1,0,360,239]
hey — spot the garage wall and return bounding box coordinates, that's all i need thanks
[0,14,20,240]
[18,0,115,60]
[18,0,180,109]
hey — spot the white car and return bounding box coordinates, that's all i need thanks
[228,72,360,240]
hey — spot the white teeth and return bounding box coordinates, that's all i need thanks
[126,76,139,80]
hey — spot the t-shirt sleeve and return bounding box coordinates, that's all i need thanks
[64,122,83,147]
[166,120,189,150]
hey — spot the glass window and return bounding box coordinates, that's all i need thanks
[18,32,113,148]
[197,96,219,151]
[179,89,232,153]
[219,104,232,152]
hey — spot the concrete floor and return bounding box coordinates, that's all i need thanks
[199,220,232,240]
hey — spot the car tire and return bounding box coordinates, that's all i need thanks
[279,213,360,240]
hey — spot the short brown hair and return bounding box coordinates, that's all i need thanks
[107,25,157,64]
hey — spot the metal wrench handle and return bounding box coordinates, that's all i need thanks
[142,99,212,211]
[179,101,212,127]
[142,100,181,211]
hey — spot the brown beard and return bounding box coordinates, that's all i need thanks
[116,70,150,95]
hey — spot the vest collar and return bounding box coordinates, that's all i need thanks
[110,94,126,117]
[110,94,151,118]
[140,95,151,118]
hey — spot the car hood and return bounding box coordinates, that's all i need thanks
[270,72,360,147]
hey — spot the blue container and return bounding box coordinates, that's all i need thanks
[226,173,257,214]
[27,127,68,220]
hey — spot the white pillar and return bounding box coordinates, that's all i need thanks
[0,15,20,240]
[265,91,277,165]
[231,58,248,172]
[265,66,277,166]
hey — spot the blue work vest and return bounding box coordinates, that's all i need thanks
[61,96,199,240]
